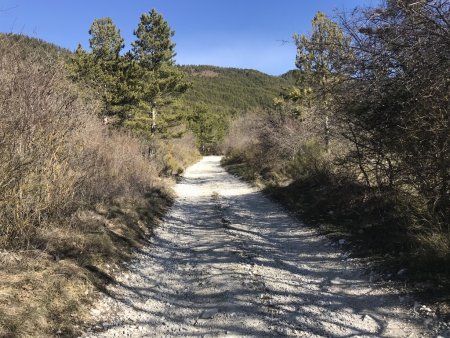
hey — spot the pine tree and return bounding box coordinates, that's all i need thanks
[69,13,189,138]
[89,18,124,61]
[70,18,130,121]
[69,44,93,84]
[294,12,350,153]
[187,105,228,154]
[132,9,176,70]
[131,9,189,133]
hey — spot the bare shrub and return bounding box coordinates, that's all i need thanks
[336,0,450,224]
[74,122,158,202]
[258,107,327,177]
[0,36,88,247]
[169,132,202,171]
[144,132,200,177]
[224,107,333,182]
[0,34,202,337]
[223,112,261,161]
[0,35,159,249]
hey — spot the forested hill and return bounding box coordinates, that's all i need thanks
[2,33,294,117]
[178,65,295,116]
[0,33,70,59]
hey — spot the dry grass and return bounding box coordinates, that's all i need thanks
[0,190,173,337]
[0,251,93,337]
[0,35,198,337]
[152,132,201,177]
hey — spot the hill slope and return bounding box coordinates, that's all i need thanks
[1,33,296,151]
[162,65,296,152]
[179,65,295,116]
[0,34,294,117]
[0,33,70,59]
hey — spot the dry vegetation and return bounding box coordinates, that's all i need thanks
[0,35,199,337]
[223,0,450,293]
[223,108,328,185]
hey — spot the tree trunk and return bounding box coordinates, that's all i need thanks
[325,115,330,154]
[151,107,156,133]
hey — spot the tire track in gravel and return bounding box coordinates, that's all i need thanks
[82,156,442,337]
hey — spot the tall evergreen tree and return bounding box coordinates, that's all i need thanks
[70,13,189,138]
[131,9,189,134]
[293,12,349,153]
[89,18,124,61]
[132,9,176,70]
[70,18,129,120]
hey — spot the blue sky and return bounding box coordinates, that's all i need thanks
[0,0,375,75]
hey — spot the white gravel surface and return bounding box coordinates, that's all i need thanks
[82,156,445,337]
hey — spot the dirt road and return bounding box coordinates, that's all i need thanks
[83,156,438,337]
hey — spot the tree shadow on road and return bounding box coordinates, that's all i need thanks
[86,160,432,337]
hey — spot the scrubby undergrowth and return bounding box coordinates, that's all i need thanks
[0,35,199,337]
[223,152,450,318]
[222,0,449,298]
[222,110,450,301]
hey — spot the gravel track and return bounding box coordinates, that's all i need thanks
[83,156,440,337]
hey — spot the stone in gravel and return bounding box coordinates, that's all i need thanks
[276,327,290,335]
[339,239,346,245]
[200,308,219,319]
[331,277,343,285]
[419,305,433,313]
[397,268,408,276]
[342,252,351,258]
[362,314,374,322]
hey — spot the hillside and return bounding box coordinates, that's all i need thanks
[179,65,295,116]
[2,1,450,335]
[0,34,295,153]
[157,65,296,152]
[0,33,71,59]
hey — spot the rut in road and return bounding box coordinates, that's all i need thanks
[84,156,432,337]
